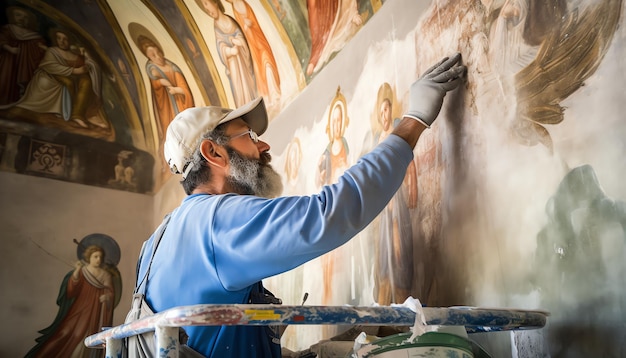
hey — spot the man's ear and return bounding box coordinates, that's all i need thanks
[200,140,227,168]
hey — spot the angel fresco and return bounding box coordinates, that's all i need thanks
[25,234,122,358]
[481,0,623,152]
[408,0,625,352]
[196,0,257,107]
[225,0,281,106]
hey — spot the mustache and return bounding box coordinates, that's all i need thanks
[260,151,272,166]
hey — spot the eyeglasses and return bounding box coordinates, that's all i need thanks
[227,129,259,143]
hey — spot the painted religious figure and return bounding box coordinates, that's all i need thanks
[12,28,109,130]
[367,83,418,305]
[305,0,363,76]
[108,150,138,192]
[128,23,194,180]
[0,6,46,105]
[196,0,257,107]
[225,0,281,106]
[26,237,121,358]
[133,30,195,143]
[284,137,302,189]
[316,86,350,188]
[316,87,350,304]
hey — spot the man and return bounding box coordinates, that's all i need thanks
[140,53,466,357]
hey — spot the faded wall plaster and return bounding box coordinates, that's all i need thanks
[264,0,626,355]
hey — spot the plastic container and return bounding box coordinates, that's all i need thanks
[358,331,491,358]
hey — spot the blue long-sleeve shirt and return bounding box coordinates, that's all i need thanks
[141,134,414,357]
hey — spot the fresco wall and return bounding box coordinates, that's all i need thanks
[0,0,385,194]
[263,0,626,356]
[0,0,160,194]
[3,0,625,356]
[2,1,387,355]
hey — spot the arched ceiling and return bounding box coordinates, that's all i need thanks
[0,0,384,194]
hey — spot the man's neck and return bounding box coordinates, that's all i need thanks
[191,180,231,195]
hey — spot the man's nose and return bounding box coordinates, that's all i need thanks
[256,140,270,153]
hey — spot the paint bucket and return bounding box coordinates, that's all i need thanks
[358,331,490,358]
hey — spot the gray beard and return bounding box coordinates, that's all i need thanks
[226,147,283,198]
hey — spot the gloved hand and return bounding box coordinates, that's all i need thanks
[404,52,466,128]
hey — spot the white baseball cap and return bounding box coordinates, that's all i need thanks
[164,97,268,179]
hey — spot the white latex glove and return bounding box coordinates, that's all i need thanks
[404,53,466,128]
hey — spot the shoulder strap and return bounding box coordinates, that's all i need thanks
[134,213,172,295]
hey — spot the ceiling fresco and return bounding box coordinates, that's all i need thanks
[0,0,384,194]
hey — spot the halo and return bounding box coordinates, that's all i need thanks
[76,233,121,266]
[128,22,163,57]
[326,86,349,140]
[284,137,302,182]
